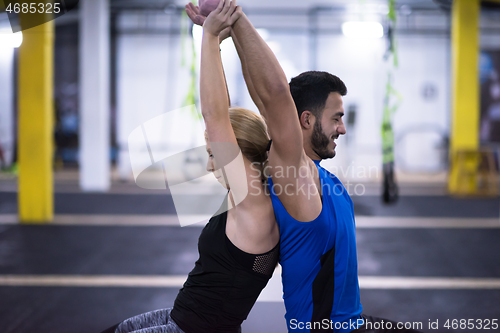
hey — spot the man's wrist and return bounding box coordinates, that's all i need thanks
[218,28,231,44]
[232,11,246,31]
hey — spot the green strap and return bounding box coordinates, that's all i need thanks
[381,0,401,163]
[180,8,202,119]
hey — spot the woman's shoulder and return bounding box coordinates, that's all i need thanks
[236,184,273,214]
[227,192,278,253]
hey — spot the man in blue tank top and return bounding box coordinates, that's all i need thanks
[193,5,422,333]
[228,13,363,333]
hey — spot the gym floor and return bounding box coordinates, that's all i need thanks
[0,174,499,333]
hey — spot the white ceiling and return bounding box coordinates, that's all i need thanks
[172,0,440,10]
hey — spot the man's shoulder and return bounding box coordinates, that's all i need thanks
[317,164,341,184]
[318,166,354,206]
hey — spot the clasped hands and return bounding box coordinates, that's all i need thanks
[185,0,241,42]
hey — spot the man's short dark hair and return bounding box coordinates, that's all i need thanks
[289,71,347,119]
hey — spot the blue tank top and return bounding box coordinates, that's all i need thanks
[268,160,363,333]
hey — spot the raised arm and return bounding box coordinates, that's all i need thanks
[199,0,238,138]
[199,0,252,209]
[186,3,263,113]
[231,32,265,113]
[231,13,304,166]
[186,3,232,107]
[186,3,303,166]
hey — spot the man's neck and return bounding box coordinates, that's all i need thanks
[303,139,321,162]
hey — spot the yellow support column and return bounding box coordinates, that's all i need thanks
[448,0,481,194]
[18,16,54,223]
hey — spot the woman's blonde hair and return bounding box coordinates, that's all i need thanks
[228,107,269,180]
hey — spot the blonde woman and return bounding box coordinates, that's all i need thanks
[100,1,278,332]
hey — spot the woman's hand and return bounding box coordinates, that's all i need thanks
[202,0,241,38]
[186,2,234,43]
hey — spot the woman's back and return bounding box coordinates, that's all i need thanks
[171,205,278,333]
[101,4,279,333]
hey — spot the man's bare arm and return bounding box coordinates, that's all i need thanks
[231,13,303,165]
[231,30,264,113]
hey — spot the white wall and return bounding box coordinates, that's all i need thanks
[312,34,450,179]
[116,12,201,180]
[392,36,450,174]
[317,35,386,179]
[115,11,454,182]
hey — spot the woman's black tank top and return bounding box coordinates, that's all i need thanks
[170,208,279,333]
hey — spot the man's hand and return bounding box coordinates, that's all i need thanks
[185,1,236,42]
[185,2,205,26]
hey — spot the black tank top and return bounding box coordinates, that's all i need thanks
[171,207,279,333]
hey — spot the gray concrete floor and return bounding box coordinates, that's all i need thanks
[0,173,499,333]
